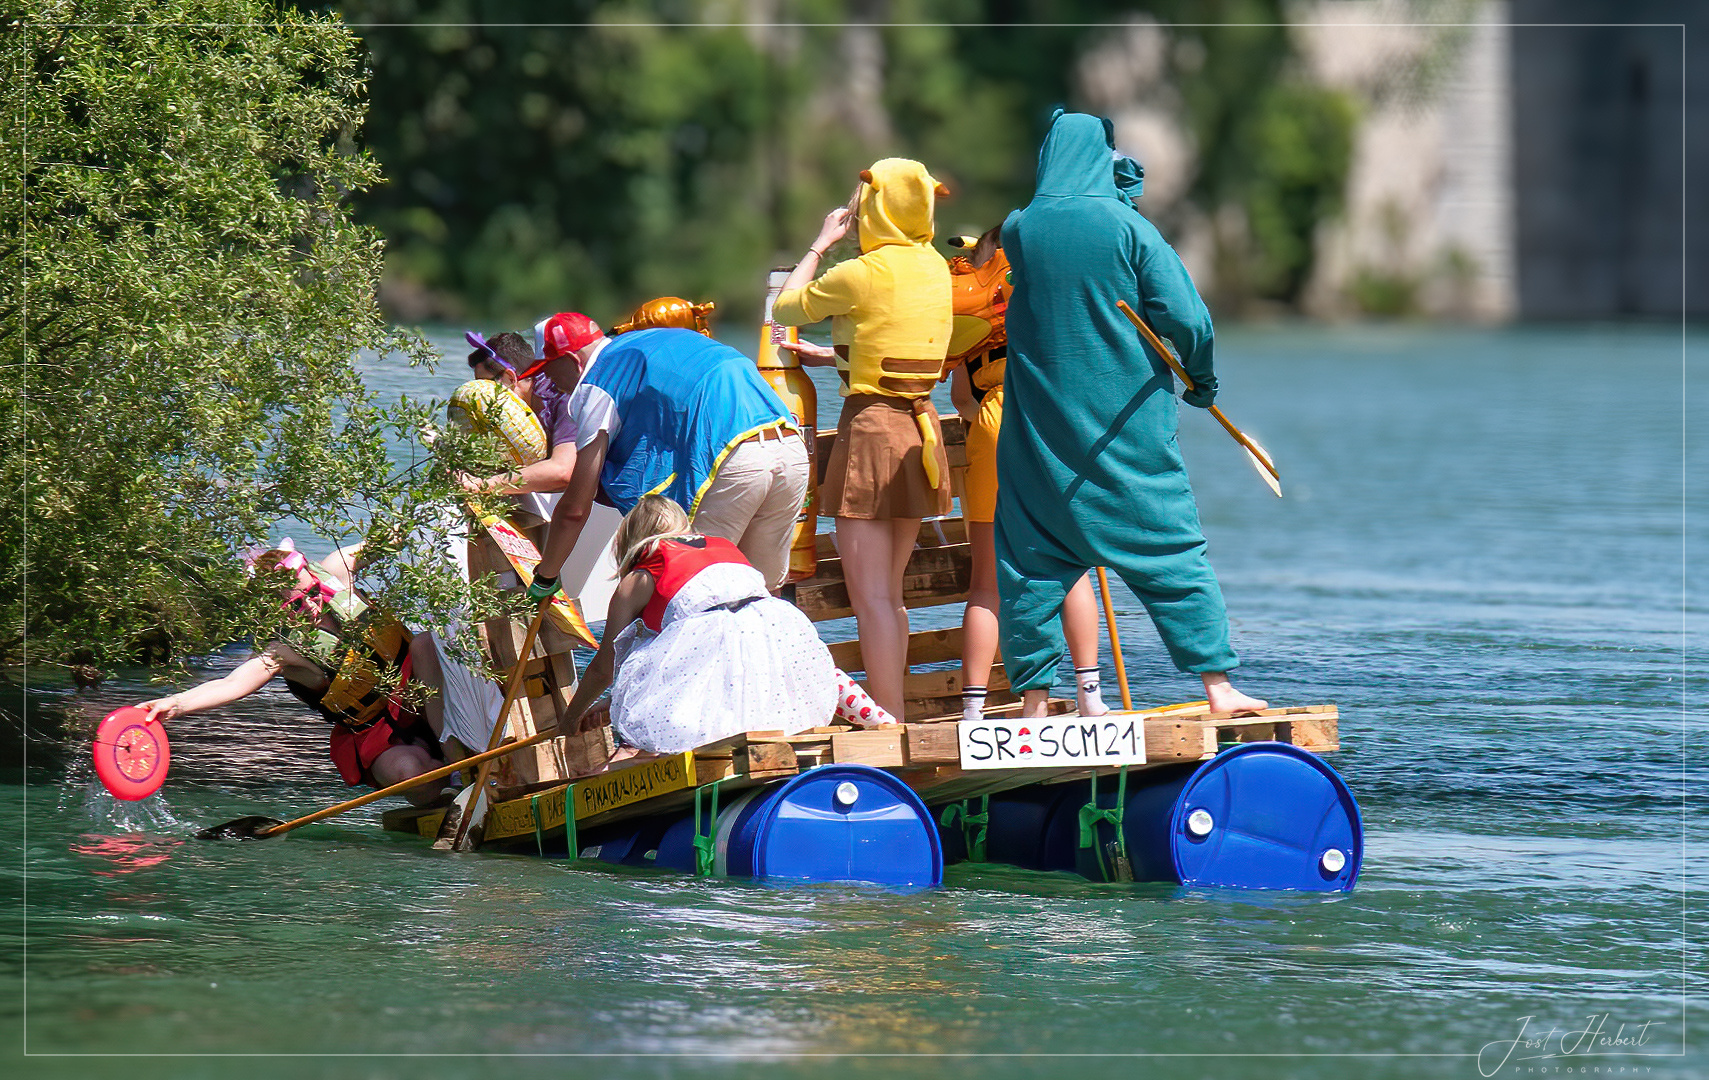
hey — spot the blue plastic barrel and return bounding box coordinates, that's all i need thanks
[651,764,942,887]
[1076,743,1363,891]
[576,816,673,867]
[938,784,1084,871]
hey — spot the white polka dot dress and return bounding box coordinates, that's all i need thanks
[608,562,836,753]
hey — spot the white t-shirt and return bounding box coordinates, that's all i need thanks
[566,337,620,449]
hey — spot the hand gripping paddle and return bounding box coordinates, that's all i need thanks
[93,707,171,801]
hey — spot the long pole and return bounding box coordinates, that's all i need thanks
[1115,300,1281,495]
[445,598,552,852]
[1094,568,1134,712]
[255,728,558,839]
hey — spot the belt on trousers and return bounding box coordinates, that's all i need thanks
[736,425,795,447]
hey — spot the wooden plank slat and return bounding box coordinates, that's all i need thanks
[794,559,971,622]
[814,517,968,558]
[736,741,798,775]
[812,543,968,590]
[903,723,960,764]
[827,625,968,672]
[856,665,1010,704]
[829,727,906,767]
[1145,720,1217,762]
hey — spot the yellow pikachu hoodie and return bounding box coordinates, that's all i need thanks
[774,158,953,400]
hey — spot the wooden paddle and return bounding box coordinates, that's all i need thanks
[440,596,552,852]
[1094,568,1134,712]
[197,727,560,840]
[1115,300,1282,497]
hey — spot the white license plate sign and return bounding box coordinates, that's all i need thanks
[957,716,1148,770]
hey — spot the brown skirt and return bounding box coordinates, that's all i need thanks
[820,394,953,520]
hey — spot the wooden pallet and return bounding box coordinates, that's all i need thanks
[383,704,1339,850]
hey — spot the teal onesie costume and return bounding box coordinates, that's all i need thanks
[995,111,1239,691]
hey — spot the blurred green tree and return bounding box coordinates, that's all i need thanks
[304,1,1355,325]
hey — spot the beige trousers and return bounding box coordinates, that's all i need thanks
[691,432,811,589]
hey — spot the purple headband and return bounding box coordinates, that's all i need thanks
[464,330,517,375]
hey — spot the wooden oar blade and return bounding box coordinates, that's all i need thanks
[1243,447,1283,497]
[1239,433,1283,496]
[196,815,286,841]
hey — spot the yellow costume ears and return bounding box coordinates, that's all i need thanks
[857,167,951,201]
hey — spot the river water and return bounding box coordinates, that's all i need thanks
[4,323,1704,1079]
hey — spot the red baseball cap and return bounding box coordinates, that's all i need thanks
[525,312,602,378]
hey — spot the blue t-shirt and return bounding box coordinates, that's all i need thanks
[567,328,792,514]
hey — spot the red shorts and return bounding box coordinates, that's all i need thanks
[328,715,439,787]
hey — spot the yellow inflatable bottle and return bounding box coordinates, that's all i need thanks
[448,380,547,467]
[757,267,818,582]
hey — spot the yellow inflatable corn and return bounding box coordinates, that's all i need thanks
[448,380,547,467]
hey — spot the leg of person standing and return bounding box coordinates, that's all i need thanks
[1062,574,1110,715]
[837,515,917,719]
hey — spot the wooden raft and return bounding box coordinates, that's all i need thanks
[385,414,1341,852]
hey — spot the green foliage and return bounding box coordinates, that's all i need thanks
[308,2,1356,325]
[4,0,512,672]
[1161,3,1357,308]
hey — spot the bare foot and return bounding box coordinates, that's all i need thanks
[1201,672,1267,715]
[1020,689,1051,719]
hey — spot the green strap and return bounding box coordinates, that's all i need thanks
[1077,767,1132,881]
[563,782,578,861]
[939,797,990,862]
[530,793,544,858]
[692,779,725,877]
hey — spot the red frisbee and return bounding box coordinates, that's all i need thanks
[92,707,171,801]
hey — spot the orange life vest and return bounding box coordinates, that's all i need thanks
[946,248,1012,363]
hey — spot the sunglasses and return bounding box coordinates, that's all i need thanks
[465,331,518,376]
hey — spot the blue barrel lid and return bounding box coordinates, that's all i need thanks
[751,764,942,887]
[1171,743,1363,892]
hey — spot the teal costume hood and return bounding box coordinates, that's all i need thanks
[1033,112,1123,197]
[994,111,1238,691]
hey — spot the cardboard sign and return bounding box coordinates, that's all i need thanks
[570,752,697,821]
[477,513,599,647]
[957,715,1148,770]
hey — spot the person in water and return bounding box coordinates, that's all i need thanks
[560,496,894,756]
[945,225,1109,722]
[134,541,502,805]
[996,111,1265,717]
[521,314,810,594]
[771,158,955,720]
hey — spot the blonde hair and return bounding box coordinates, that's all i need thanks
[842,179,864,251]
[612,494,695,576]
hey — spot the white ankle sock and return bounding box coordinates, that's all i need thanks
[1076,667,1109,716]
[961,685,987,723]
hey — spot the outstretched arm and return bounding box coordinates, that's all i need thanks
[137,647,288,723]
[560,570,654,733]
[459,440,578,497]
